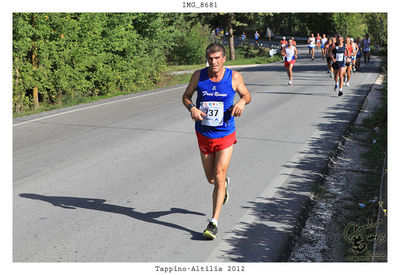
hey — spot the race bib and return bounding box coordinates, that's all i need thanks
[336,53,344,62]
[200,101,224,127]
[285,55,294,61]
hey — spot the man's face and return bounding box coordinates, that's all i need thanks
[207,51,226,73]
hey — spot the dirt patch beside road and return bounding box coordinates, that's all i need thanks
[289,74,387,262]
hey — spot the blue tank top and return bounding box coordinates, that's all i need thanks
[195,67,236,138]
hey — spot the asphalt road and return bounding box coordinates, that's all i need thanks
[13,46,381,262]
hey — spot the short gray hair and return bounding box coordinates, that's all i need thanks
[206,43,226,58]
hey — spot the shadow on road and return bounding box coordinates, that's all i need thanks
[19,193,206,241]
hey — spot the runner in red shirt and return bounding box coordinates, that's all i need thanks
[344,37,353,87]
[315,33,322,57]
[325,36,335,77]
[280,37,288,49]
[291,37,297,47]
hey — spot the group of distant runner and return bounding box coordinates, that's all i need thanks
[240,28,274,47]
[280,32,372,96]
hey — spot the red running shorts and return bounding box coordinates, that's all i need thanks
[196,131,237,155]
[284,59,296,68]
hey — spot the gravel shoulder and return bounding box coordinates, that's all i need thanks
[289,73,387,262]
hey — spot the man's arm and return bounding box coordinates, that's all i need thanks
[329,45,335,62]
[231,71,251,117]
[182,70,206,121]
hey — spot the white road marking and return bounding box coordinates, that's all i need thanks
[13,85,186,127]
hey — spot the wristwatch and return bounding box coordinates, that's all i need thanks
[187,103,195,111]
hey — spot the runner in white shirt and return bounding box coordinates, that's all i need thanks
[320,34,328,59]
[308,33,316,60]
[281,38,298,85]
[361,33,372,64]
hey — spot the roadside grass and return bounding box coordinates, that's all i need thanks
[166,47,282,72]
[14,48,281,118]
[13,72,192,118]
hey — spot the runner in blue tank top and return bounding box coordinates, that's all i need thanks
[182,43,251,240]
[195,67,236,138]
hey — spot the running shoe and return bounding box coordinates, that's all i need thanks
[346,82,350,87]
[338,90,343,96]
[334,83,338,92]
[288,80,292,86]
[202,220,218,240]
[330,73,334,78]
[223,176,230,205]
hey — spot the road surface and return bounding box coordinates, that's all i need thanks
[13,46,381,262]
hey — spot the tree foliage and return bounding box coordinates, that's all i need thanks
[12,13,209,114]
[13,12,387,114]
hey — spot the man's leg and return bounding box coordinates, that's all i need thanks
[211,146,233,221]
[200,152,215,185]
[289,64,293,80]
[334,69,339,82]
[339,67,345,88]
[200,146,233,219]
[346,65,352,84]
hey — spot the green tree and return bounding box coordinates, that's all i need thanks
[364,13,387,46]
[332,13,367,38]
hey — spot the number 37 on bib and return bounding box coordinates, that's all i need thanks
[200,101,224,127]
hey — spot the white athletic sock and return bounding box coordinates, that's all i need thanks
[210,218,218,226]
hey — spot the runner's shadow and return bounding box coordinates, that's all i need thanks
[19,193,205,241]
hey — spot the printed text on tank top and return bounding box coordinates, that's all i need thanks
[333,43,346,62]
